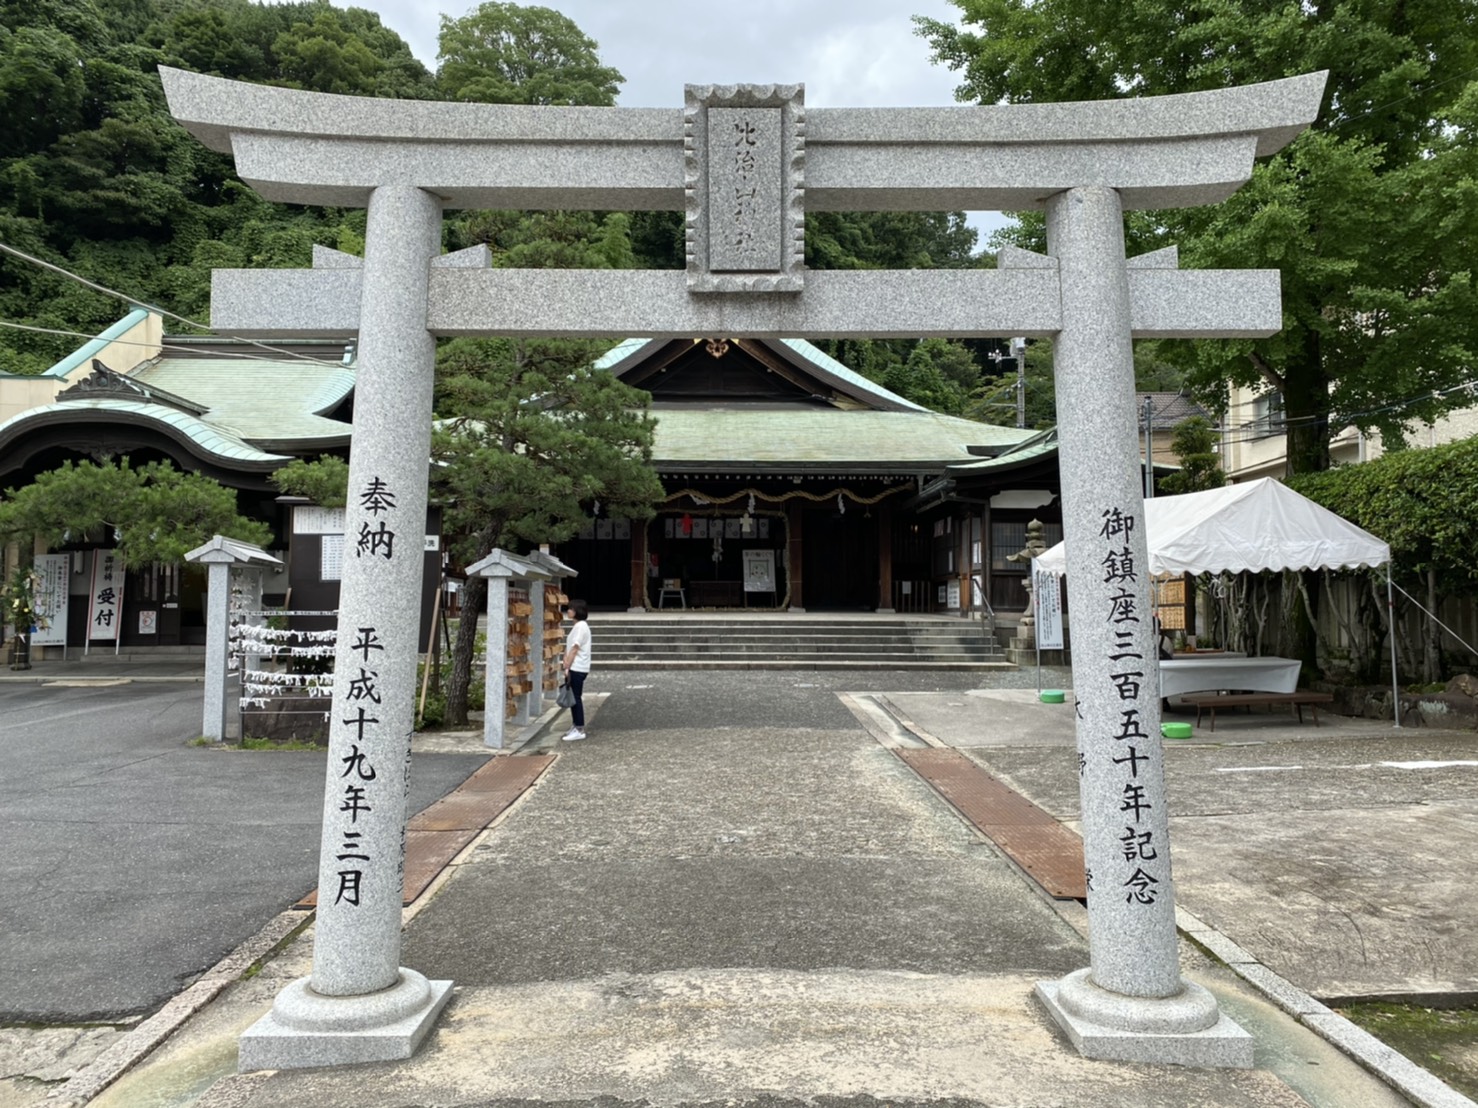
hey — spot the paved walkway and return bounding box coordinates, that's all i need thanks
[6,665,1476,1108]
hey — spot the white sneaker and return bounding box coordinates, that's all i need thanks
[561,728,586,742]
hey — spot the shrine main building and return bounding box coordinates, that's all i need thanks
[560,335,1063,616]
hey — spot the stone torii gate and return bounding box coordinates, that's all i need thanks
[163,67,1326,1072]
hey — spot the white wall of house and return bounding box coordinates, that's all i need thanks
[1222,380,1478,481]
[0,311,163,426]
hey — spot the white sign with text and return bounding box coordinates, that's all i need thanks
[87,550,124,642]
[31,554,70,647]
[1034,563,1064,650]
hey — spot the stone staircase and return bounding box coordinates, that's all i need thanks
[588,615,1011,671]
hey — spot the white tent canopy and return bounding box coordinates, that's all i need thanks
[1035,477,1390,577]
[1036,477,1403,725]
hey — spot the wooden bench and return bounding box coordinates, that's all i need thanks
[1180,691,1335,732]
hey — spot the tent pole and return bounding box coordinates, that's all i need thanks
[1387,564,1401,729]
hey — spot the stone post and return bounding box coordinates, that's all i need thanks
[202,561,231,741]
[1033,186,1251,1065]
[186,537,282,744]
[238,185,452,1070]
[485,575,510,747]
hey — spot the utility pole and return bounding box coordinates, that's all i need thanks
[987,338,1029,428]
[1014,338,1027,428]
[1143,395,1155,498]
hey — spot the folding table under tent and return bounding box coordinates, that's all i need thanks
[1033,477,1400,722]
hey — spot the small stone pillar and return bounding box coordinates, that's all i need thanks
[468,549,547,747]
[185,536,282,742]
[522,550,577,718]
[1034,186,1251,1066]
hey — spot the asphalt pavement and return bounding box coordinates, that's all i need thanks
[3,663,1477,1108]
[0,680,487,1022]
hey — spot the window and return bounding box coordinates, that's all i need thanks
[1248,391,1285,438]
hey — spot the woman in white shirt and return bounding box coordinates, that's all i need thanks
[560,599,592,741]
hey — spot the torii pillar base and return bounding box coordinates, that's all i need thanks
[238,970,453,1071]
[1035,970,1253,1068]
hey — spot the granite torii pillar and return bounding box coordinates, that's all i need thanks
[162,66,1327,1071]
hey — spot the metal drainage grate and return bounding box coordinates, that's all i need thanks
[896,747,1087,900]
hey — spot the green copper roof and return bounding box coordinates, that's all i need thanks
[650,407,1033,469]
[771,339,928,412]
[132,357,354,448]
[41,309,153,379]
[593,337,650,370]
[0,398,291,467]
[948,427,1060,472]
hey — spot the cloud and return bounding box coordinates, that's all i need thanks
[342,0,966,107]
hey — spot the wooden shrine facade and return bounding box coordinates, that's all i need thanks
[555,337,1069,615]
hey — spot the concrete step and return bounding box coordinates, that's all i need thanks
[35,645,206,664]
[581,615,1009,669]
[596,639,1002,654]
[596,658,1016,671]
[594,628,996,641]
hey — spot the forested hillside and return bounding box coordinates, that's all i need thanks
[0,0,1022,416]
[1,0,433,373]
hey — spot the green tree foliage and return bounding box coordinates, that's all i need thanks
[270,454,350,507]
[968,339,1054,428]
[434,336,663,725]
[0,458,271,564]
[1291,437,1478,680]
[1157,416,1225,495]
[918,0,1478,474]
[0,0,431,374]
[1290,440,1478,603]
[802,213,989,412]
[436,2,622,105]
[878,338,977,415]
[806,211,978,271]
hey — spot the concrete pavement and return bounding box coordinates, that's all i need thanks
[4,664,1476,1107]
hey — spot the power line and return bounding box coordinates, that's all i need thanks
[0,242,333,367]
[1325,63,1478,136]
[0,319,350,367]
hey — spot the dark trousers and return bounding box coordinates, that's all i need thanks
[568,669,587,728]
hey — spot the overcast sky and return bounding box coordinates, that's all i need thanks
[369,0,970,108]
[341,0,1011,240]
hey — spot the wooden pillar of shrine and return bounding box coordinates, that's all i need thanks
[628,522,647,612]
[786,501,805,611]
[876,503,894,612]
